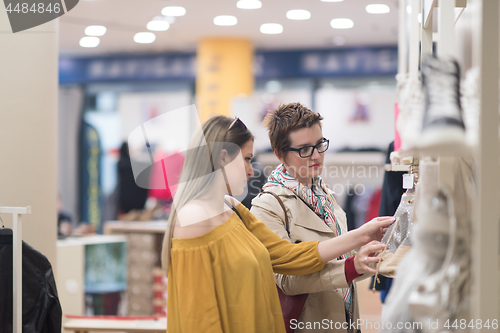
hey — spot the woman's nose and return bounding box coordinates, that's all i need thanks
[310,147,321,160]
[248,165,254,178]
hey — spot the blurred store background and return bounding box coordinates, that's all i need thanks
[55,0,400,323]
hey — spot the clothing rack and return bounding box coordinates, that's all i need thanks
[0,206,31,333]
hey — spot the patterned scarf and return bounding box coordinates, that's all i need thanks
[263,163,354,322]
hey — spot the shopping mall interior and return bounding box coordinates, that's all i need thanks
[0,0,499,332]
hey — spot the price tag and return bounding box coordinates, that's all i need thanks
[403,174,415,189]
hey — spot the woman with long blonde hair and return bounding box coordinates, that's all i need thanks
[161,115,393,333]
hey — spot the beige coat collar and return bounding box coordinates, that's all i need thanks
[260,185,347,235]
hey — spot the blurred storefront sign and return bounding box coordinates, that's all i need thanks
[60,46,397,84]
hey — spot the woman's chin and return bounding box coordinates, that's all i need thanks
[310,167,323,178]
[228,185,246,197]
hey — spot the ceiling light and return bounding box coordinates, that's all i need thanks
[134,32,156,44]
[147,20,170,31]
[333,36,346,45]
[161,6,186,17]
[85,25,106,36]
[260,23,283,34]
[237,0,262,9]
[406,5,412,14]
[366,4,390,14]
[321,0,344,2]
[79,37,100,48]
[330,18,354,29]
[214,15,238,26]
[286,9,311,20]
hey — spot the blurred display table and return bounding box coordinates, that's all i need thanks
[57,235,128,332]
[63,317,166,333]
[103,220,168,316]
[103,221,167,234]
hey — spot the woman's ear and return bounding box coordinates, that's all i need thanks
[274,149,285,164]
[220,149,228,167]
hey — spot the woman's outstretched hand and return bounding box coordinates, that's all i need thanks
[317,216,394,264]
[359,216,395,242]
[354,240,386,275]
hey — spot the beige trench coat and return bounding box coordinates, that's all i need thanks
[251,185,369,333]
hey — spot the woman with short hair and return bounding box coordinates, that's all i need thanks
[251,102,381,332]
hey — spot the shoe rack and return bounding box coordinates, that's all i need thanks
[397,0,499,327]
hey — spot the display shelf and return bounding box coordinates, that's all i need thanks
[397,141,473,159]
[423,0,467,28]
[104,221,168,234]
[63,317,166,333]
[401,0,499,323]
[390,164,411,172]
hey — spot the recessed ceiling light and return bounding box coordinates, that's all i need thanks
[134,32,156,44]
[260,23,283,34]
[321,0,344,2]
[286,9,311,20]
[214,15,238,26]
[406,5,412,14]
[366,4,390,14]
[147,19,170,31]
[80,36,100,48]
[237,0,262,9]
[161,6,186,17]
[85,25,106,36]
[330,18,354,29]
[333,36,346,45]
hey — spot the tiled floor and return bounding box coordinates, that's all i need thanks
[357,277,383,333]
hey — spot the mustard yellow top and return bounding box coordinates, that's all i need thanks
[167,203,326,333]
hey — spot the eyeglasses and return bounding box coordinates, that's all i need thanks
[283,138,329,158]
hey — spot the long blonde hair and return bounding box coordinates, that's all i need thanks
[161,116,254,274]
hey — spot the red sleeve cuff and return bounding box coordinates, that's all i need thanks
[345,256,363,283]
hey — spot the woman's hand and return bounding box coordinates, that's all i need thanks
[317,216,394,263]
[359,216,395,243]
[354,241,386,275]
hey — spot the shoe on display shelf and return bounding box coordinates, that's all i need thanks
[417,56,469,156]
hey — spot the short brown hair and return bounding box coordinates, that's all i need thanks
[263,102,323,155]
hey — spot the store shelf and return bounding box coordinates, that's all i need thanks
[63,317,166,332]
[104,221,168,234]
[423,0,467,28]
[398,141,473,159]
[390,164,411,172]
